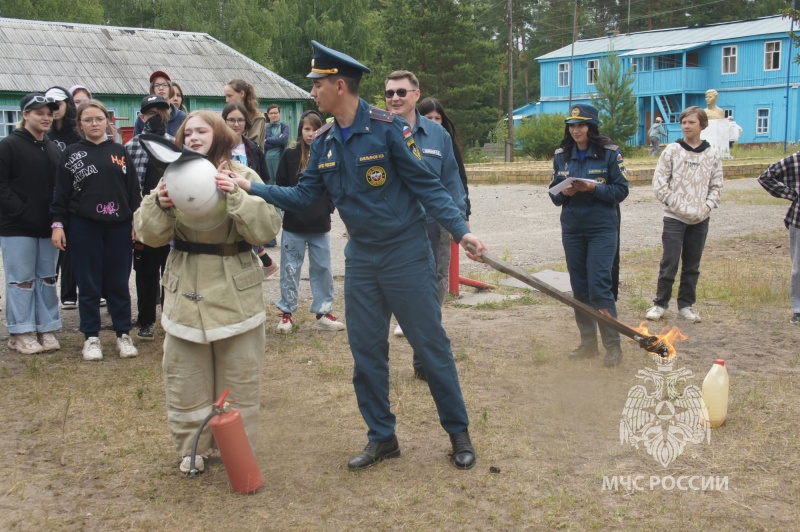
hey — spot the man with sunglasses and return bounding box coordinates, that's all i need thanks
[133,70,187,136]
[384,71,466,381]
[229,41,487,472]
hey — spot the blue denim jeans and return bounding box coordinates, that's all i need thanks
[789,225,800,314]
[275,230,335,315]
[1,236,61,334]
[654,217,710,310]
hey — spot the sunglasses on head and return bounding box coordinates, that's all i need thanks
[385,88,413,99]
[23,96,55,111]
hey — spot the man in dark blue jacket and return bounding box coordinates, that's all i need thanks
[230,41,487,471]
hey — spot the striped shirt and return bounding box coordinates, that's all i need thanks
[758,152,800,228]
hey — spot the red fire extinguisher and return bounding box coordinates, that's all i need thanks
[187,389,264,494]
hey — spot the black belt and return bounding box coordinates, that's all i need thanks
[173,239,251,256]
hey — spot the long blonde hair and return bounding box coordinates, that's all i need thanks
[226,79,260,120]
[175,110,239,168]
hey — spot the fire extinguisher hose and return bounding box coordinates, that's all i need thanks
[188,410,217,477]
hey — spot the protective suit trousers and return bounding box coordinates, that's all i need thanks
[162,325,265,456]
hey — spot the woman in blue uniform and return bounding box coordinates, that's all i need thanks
[549,104,629,367]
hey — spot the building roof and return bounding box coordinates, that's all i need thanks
[0,17,311,100]
[537,15,791,61]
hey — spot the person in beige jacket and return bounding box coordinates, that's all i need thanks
[134,111,281,474]
[645,106,723,324]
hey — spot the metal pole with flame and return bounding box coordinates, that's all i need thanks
[467,245,675,359]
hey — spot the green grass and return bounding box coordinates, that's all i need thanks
[724,189,787,206]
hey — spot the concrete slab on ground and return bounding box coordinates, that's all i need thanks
[499,269,572,293]
[455,292,522,306]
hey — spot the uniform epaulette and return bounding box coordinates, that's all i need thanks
[604,143,619,151]
[368,107,394,123]
[312,121,334,140]
[555,147,565,155]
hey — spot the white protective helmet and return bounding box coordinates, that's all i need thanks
[139,135,227,230]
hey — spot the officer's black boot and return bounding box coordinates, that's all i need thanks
[347,435,400,470]
[449,430,476,470]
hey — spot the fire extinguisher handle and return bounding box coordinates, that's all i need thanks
[214,389,231,409]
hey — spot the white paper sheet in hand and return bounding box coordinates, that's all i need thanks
[549,177,598,196]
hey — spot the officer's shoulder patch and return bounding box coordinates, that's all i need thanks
[368,107,394,123]
[312,121,334,140]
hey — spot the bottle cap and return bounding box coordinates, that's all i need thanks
[714,359,725,366]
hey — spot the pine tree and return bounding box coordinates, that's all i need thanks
[590,50,638,151]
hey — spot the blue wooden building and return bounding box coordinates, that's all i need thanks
[518,16,799,145]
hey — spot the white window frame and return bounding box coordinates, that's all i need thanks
[587,59,599,85]
[756,108,770,135]
[630,57,639,72]
[1,108,22,139]
[765,41,781,71]
[558,62,570,87]
[722,45,737,75]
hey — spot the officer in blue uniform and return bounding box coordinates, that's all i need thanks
[384,70,466,381]
[228,41,487,470]
[549,104,629,367]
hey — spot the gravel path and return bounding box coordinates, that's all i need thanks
[328,177,788,275]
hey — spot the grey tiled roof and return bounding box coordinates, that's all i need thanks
[0,17,311,100]
[537,15,791,61]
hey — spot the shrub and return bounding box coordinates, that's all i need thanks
[514,113,564,160]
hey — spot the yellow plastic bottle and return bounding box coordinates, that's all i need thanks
[702,359,729,428]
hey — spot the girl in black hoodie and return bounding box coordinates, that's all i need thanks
[51,100,141,361]
[0,93,63,355]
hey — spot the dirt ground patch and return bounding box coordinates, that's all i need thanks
[1,179,799,530]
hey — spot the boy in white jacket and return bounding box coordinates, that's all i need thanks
[645,106,723,323]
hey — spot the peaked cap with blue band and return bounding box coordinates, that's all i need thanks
[565,103,599,127]
[307,40,371,80]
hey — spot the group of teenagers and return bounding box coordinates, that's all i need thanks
[0,41,486,474]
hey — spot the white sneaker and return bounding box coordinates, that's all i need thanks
[314,313,345,331]
[8,333,44,355]
[393,325,404,337]
[277,313,294,334]
[116,334,139,358]
[645,305,666,320]
[180,454,205,474]
[678,307,701,323]
[82,337,103,361]
[38,332,60,352]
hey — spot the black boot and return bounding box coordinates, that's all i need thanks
[604,344,623,367]
[569,343,599,360]
[449,430,476,470]
[347,435,400,470]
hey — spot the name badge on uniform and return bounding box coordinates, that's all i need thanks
[318,161,338,171]
[358,153,386,163]
[366,166,387,186]
[421,148,442,158]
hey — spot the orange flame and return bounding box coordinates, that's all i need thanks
[634,321,687,360]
